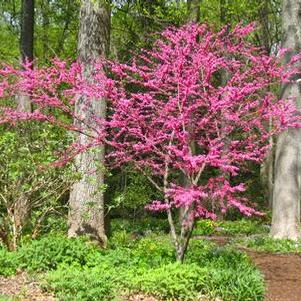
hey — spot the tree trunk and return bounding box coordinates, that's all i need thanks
[271,0,301,240]
[258,0,274,209]
[40,0,50,60]
[260,141,274,208]
[68,0,110,246]
[11,0,35,247]
[18,0,34,112]
[179,0,201,224]
[187,0,200,23]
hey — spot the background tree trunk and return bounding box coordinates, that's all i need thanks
[10,0,35,249]
[17,0,34,112]
[271,0,301,240]
[187,0,200,23]
[258,0,274,209]
[68,0,110,245]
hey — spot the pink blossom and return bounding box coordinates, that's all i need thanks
[0,23,300,224]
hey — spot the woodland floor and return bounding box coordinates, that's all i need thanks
[0,272,55,300]
[249,251,301,301]
[206,236,301,301]
[1,241,301,300]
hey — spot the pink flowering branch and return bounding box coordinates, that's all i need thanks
[0,23,301,261]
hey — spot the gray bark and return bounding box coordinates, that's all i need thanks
[17,0,34,113]
[260,139,274,208]
[259,0,274,208]
[68,0,110,245]
[187,0,201,23]
[271,0,301,240]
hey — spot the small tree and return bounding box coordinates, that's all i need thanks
[0,24,300,261]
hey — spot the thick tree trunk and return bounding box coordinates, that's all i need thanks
[259,0,274,209]
[18,0,34,113]
[68,0,110,245]
[187,0,200,23]
[260,143,274,208]
[20,0,34,63]
[12,0,35,246]
[271,0,301,240]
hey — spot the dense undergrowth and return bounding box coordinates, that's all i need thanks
[111,217,270,237]
[0,229,265,301]
[234,235,301,253]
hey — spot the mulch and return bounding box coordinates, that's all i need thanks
[0,272,55,301]
[204,235,301,301]
[248,251,301,301]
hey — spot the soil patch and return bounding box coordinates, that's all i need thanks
[203,235,301,301]
[248,251,301,301]
[0,272,55,301]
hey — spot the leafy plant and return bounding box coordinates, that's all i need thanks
[235,235,301,253]
[0,233,264,301]
[0,248,18,276]
[193,219,269,236]
[16,234,97,271]
[40,235,264,301]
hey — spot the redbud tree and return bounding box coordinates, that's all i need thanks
[0,23,300,261]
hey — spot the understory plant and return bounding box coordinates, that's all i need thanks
[234,235,301,253]
[0,123,71,250]
[0,23,300,260]
[0,233,265,300]
[40,234,264,301]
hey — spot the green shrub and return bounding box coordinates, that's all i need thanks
[131,235,175,266]
[42,265,121,301]
[127,263,206,300]
[110,217,169,234]
[185,239,216,263]
[42,235,264,301]
[108,230,134,249]
[204,265,264,301]
[193,220,216,236]
[0,248,18,276]
[217,220,268,236]
[0,296,15,301]
[44,256,264,301]
[193,219,269,236]
[0,233,264,301]
[17,234,97,271]
[235,235,301,253]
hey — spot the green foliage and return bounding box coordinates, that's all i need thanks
[0,123,71,249]
[1,233,264,300]
[0,296,15,301]
[42,265,120,301]
[111,217,169,234]
[235,235,301,253]
[111,1,187,62]
[16,234,97,272]
[106,169,162,216]
[130,235,175,267]
[40,235,264,301]
[108,229,134,249]
[193,219,269,236]
[0,248,18,276]
[193,219,216,236]
[127,263,206,301]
